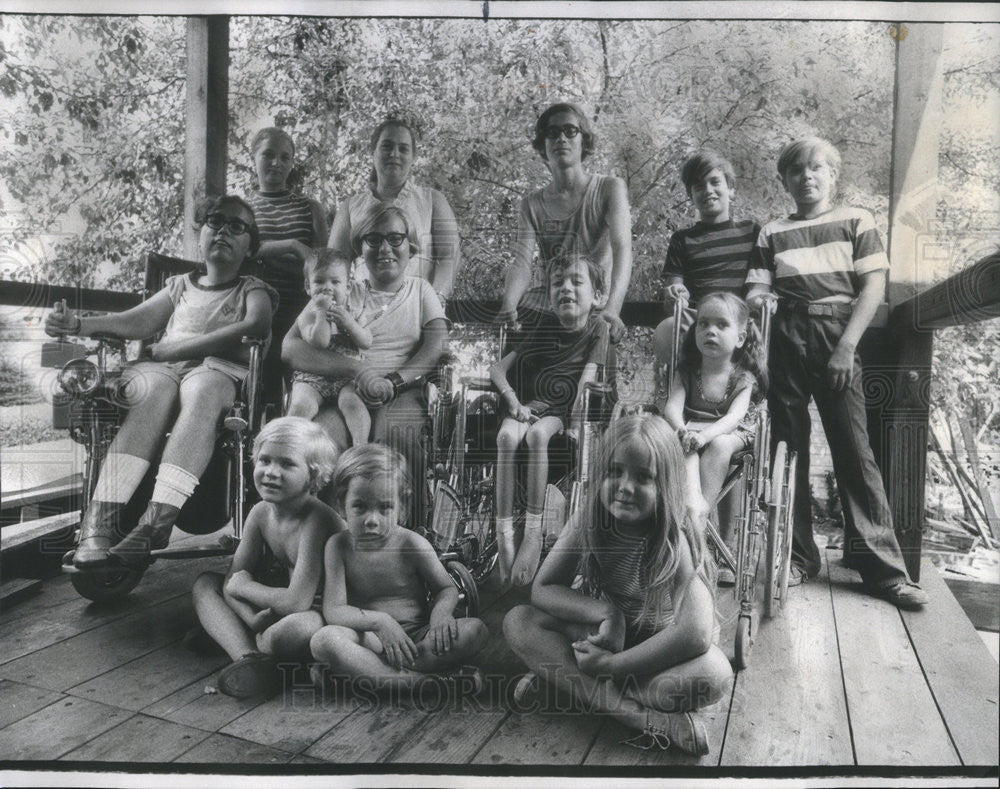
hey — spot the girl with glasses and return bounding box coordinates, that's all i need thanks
[326,118,460,309]
[44,194,278,569]
[498,102,633,343]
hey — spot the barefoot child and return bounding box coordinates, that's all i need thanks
[287,249,373,446]
[309,444,488,695]
[661,292,766,570]
[491,254,614,586]
[192,417,340,698]
[503,415,732,756]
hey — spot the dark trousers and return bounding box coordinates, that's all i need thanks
[768,309,910,586]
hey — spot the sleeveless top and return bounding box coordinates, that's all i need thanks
[521,173,614,311]
[347,181,435,282]
[682,367,758,433]
[587,519,676,646]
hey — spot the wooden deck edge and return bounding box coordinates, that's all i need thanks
[1,511,78,553]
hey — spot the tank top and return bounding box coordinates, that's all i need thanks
[521,173,613,311]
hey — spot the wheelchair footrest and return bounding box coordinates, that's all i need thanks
[149,545,233,561]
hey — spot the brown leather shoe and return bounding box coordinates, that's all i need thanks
[108,501,179,568]
[73,500,128,568]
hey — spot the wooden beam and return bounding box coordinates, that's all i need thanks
[909,251,1000,330]
[886,23,945,308]
[182,17,229,259]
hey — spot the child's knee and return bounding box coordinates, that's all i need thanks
[462,617,490,649]
[310,624,354,661]
[652,318,676,358]
[525,422,553,451]
[496,423,521,453]
[503,604,540,650]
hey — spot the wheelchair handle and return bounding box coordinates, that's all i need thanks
[667,296,688,387]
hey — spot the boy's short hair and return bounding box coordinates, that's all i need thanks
[776,137,842,179]
[303,248,352,281]
[252,416,338,492]
[531,102,596,161]
[545,253,605,296]
[681,151,736,194]
[195,194,261,256]
[251,126,295,158]
[331,443,412,508]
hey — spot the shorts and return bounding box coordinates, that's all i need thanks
[120,357,246,400]
[292,371,355,400]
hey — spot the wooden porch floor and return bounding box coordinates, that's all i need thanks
[0,533,997,779]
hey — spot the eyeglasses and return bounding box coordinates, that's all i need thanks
[205,213,251,236]
[361,232,407,248]
[544,124,581,141]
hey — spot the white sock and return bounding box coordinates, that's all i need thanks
[497,516,514,538]
[91,454,151,504]
[149,463,200,509]
[524,511,543,535]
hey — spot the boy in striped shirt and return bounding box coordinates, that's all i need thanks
[652,152,760,407]
[746,137,927,609]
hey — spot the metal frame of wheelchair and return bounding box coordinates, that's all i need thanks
[424,327,614,618]
[656,298,798,669]
[48,252,266,602]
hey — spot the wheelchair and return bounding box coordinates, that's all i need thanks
[423,322,616,616]
[644,296,797,669]
[44,253,266,603]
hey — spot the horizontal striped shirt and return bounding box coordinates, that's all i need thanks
[249,189,317,247]
[745,206,888,303]
[661,219,760,304]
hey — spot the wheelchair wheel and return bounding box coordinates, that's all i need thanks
[734,613,753,670]
[446,560,480,618]
[71,565,145,603]
[764,442,791,619]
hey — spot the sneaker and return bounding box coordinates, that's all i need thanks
[420,665,484,698]
[872,578,929,609]
[623,710,709,756]
[217,652,279,699]
[787,564,807,587]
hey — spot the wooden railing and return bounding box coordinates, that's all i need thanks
[2,251,998,580]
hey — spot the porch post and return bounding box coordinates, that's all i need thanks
[880,23,945,581]
[182,17,229,260]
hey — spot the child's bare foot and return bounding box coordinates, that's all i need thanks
[511,524,542,586]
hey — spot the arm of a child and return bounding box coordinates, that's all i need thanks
[531,511,625,644]
[332,308,373,350]
[490,351,531,421]
[298,304,332,349]
[326,199,353,259]
[601,176,633,320]
[409,533,461,655]
[692,385,753,445]
[601,542,716,680]
[257,239,311,269]
[282,319,365,380]
[745,283,777,314]
[662,276,689,310]
[429,189,460,299]
[661,373,688,431]
[320,534,418,668]
[151,288,272,362]
[498,198,536,322]
[222,507,272,627]
[310,198,330,248]
[828,269,884,391]
[45,288,175,341]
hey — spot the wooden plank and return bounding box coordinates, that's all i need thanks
[827,552,960,766]
[0,679,64,729]
[389,705,507,764]
[1,478,82,515]
[219,685,354,754]
[142,675,266,732]
[0,511,77,553]
[60,713,211,762]
[0,578,43,610]
[68,642,228,711]
[0,696,131,760]
[471,710,603,765]
[721,552,853,766]
[942,576,1000,632]
[172,732,294,764]
[584,695,732,767]
[0,594,194,691]
[900,559,1000,766]
[304,703,429,763]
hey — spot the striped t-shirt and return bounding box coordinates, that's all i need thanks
[661,218,760,303]
[249,189,317,251]
[745,206,888,303]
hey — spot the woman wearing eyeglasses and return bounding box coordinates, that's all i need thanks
[44,195,278,568]
[283,204,448,525]
[498,103,632,340]
[326,118,460,307]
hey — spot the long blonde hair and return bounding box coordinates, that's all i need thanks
[579,414,706,628]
